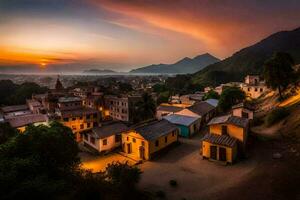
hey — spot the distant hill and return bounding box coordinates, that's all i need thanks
[83,69,117,74]
[191,27,300,86]
[130,53,220,74]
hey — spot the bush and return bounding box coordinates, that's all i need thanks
[251,117,264,127]
[169,179,178,187]
[266,107,289,126]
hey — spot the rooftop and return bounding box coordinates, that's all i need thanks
[232,102,254,111]
[58,97,81,103]
[1,104,29,113]
[163,114,199,126]
[208,115,249,128]
[58,107,98,118]
[134,119,178,141]
[91,122,129,139]
[188,101,215,116]
[205,99,219,107]
[7,114,48,128]
[157,105,184,113]
[202,133,237,147]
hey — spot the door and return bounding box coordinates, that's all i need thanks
[219,147,227,161]
[139,146,145,159]
[210,146,217,160]
[127,143,132,154]
[222,125,228,135]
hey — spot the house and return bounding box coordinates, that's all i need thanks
[1,104,31,119]
[163,114,201,137]
[56,97,100,141]
[104,95,142,122]
[188,101,216,126]
[232,102,254,120]
[122,120,179,160]
[83,122,128,153]
[156,104,184,120]
[201,115,249,164]
[7,114,49,132]
[240,75,268,99]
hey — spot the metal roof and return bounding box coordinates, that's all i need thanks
[7,114,48,128]
[205,99,219,107]
[157,105,184,113]
[1,104,29,113]
[163,114,199,126]
[208,115,249,128]
[188,101,215,116]
[134,119,178,141]
[202,133,237,147]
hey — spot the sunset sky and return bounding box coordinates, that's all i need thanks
[1,0,300,72]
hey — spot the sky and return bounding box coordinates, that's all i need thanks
[0,0,300,72]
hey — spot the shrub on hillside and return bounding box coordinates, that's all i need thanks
[266,107,289,126]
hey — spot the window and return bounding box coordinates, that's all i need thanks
[86,115,91,119]
[63,118,68,122]
[87,123,91,128]
[80,124,84,129]
[72,125,76,130]
[248,87,250,92]
[103,139,107,146]
[165,136,168,143]
[141,141,145,146]
[127,137,129,141]
[221,125,228,135]
[93,113,97,118]
[260,88,263,92]
[255,88,258,92]
[132,138,136,143]
[79,116,83,120]
[90,136,95,144]
[72,117,76,121]
[155,140,159,147]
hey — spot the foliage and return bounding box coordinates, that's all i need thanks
[0,80,48,105]
[157,91,170,105]
[264,52,295,99]
[204,90,220,100]
[0,123,18,145]
[169,179,178,187]
[0,122,79,199]
[266,107,290,126]
[152,83,168,93]
[218,87,246,112]
[0,122,147,200]
[132,93,156,123]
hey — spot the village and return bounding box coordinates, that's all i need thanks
[2,72,294,199]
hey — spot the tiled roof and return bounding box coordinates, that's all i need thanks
[157,105,184,113]
[1,105,28,113]
[208,115,249,128]
[7,114,48,128]
[134,119,178,141]
[188,101,215,116]
[202,133,237,147]
[91,122,128,139]
[163,114,199,126]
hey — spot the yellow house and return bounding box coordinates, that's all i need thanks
[122,120,179,160]
[201,115,249,164]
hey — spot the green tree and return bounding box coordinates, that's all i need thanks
[204,90,220,100]
[0,122,17,144]
[264,52,295,99]
[218,87,245,112]
[133,93,156,123]
[118,82,133,93]
[0,122,80,199]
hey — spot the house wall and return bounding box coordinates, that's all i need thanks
[202,141,237,163]
[241,85,267,99]
[178,125,190,137]
[83,134,100,150]
[232,108,254,120]
[99,135,117,152]
[209,124,246,144]
[122,129,178,160]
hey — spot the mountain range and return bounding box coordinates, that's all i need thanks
[191,27,300,86]
[130,53,220,74]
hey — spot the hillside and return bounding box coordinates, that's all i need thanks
[192,27,300,86]
[130,53,220,74]
[83,69,116,74]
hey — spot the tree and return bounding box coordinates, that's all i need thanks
[204,90,220,100]
[0,123,17,145]
[132,93,156,123]
[264,52,295,99]
[118,82,133,93]
[0,122,80,199]
[218,87,245,112]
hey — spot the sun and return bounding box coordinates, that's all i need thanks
[39,62,47,69]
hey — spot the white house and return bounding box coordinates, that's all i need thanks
[83,122,128,153]
[232,102,254,120]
